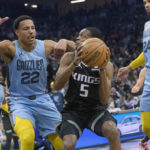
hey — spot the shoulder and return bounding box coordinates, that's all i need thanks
[144,21,150,29]
[0,40,14,47]
[0,40,15,54]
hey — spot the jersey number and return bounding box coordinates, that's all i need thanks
[80,84,89,97]
[21,72,40,84]
[143,40,150,53]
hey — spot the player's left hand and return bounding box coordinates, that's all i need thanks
[54,39,67,60]
[0,17,9,25]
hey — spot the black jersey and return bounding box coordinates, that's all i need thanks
[64,62,104,112]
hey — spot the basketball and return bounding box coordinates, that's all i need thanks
[80,38,110,67]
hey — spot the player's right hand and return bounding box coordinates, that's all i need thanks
[0,17,9,25]
[73,47,83,66]
[116,65,132,81]
[131,85,140,93]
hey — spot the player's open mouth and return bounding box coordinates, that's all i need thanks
[28,36,35,41]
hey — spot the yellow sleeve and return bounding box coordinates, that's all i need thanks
[1,103,9,113]
[129,52,145,69]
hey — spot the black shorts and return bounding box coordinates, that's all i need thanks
[56,108,117,139]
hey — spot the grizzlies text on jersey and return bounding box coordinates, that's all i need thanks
[8,40,47,96]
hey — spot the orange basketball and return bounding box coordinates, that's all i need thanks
[81,38,110,67]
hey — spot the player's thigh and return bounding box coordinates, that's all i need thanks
[35,95,62,137]
[56,111,82,139]
[88,110,117,136]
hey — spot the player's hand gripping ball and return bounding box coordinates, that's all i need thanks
[80,38,110,67]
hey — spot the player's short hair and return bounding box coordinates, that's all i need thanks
[13,15,34,30]
[85,27,104,40]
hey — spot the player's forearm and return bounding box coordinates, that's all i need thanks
[99,70,110,105]
[135,78,145,89]
[66,40,76,51]
[60,39,76,52]
[53,63,76,90]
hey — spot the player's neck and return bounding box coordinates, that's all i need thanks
[18,40,36,52]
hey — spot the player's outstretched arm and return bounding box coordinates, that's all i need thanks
[131,67,147,93]
[54,39,76,59]
[117,52,145,81]
[0,17,9,25]
[117,65,132,81]
[45,39,76,60]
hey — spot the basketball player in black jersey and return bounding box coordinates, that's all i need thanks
[53,27,121,150]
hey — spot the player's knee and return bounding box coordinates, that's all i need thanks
[20,128,35,146]
[63,140,75,150]
[62,135,77,150]
[102,121,119,141]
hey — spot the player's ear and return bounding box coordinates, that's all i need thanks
[15,30,19,36]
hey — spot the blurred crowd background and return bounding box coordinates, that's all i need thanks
[0,0,147,112]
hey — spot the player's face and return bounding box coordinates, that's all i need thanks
[76,29,91,49]
[15,19,36,46]
[143,0,150,16]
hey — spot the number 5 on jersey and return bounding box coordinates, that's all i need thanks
[80,84,89,97]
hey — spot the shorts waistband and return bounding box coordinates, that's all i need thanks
[28,95,36,100]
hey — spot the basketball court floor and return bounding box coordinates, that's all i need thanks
[79,138,150,150]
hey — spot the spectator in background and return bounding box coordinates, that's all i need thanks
[109,87,121,109]
[0,73,19,150]
[123,91,138,110]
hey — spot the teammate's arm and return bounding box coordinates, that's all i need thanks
[117,52,145,81]
[99,61,114,105]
